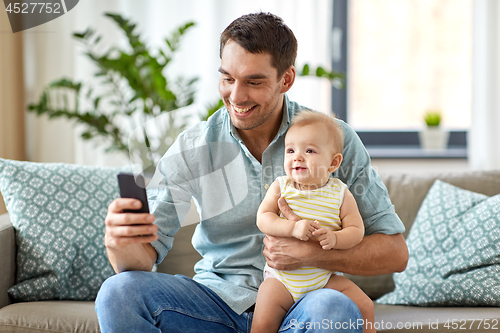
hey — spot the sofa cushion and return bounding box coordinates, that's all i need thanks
[378,180,500,306]
[0,301,99,333]
[374,303,500,333]
[379,171,500,238]
[0,214,16,308]
[0,158,121,301]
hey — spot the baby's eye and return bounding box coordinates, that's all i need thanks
[306,149,315,153]
[286,149,294,154]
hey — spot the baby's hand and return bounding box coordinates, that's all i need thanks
[313,228,337,250]
[292,220,320,241]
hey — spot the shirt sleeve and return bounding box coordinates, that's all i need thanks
[147,133,197,264]
[334,120,405,236]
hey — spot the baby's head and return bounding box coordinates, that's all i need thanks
[284,110,344,189]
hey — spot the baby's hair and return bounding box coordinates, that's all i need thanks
[291,110,344,154]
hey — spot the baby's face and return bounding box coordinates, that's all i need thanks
[284,124,340,189]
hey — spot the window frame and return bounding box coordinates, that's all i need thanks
[331,0,467,159]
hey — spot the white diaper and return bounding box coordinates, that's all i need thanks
[263,264,334,302]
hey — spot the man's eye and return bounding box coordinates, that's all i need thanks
[248,81,261,86]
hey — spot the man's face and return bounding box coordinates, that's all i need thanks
[218,41,289,131]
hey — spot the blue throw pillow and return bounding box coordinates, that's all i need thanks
[0,158,124,301]
[378,180,500,306]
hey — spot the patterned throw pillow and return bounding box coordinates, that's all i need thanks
[0,158,123,301]
[378,180,500,306]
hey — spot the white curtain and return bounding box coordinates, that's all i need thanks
[469,0,500,170]
[23,0,333,166]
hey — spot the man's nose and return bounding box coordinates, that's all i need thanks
[230,81,248,104]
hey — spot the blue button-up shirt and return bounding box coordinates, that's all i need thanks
[148,95,405,315]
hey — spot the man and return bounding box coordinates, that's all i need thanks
[96,12,408,333]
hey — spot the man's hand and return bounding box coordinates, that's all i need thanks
[292,220,320,241]
[263,197,319,270]
[278,197,300,222]
[104,198,158,273]
[263,235,314,271]
[105,198,158,250]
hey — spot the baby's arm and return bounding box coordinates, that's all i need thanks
[313,188,364,250]
[257,180,319,241]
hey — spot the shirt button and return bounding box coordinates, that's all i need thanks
[264,184,270,190]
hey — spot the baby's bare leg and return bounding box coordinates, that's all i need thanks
[250,277,294,333]
[325,274,375,333]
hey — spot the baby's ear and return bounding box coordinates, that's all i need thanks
[328,153,343,173]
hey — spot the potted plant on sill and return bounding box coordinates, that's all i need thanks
[419,110,449,150]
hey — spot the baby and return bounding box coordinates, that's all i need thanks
[251,110,375,333]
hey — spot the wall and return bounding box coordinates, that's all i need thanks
[0,9,25,214]
[469,0,500,170]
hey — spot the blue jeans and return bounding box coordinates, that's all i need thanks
[95,272,363,333]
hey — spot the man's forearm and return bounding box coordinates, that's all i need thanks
[308,233,408,276]
[264,233,408,276]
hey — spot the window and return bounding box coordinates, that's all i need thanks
[332,0,471,157]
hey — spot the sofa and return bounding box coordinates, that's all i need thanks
[1,169,500,333]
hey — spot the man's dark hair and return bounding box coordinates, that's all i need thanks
[220,12,298,78]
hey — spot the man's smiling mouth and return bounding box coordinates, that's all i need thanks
[232,104,255,114]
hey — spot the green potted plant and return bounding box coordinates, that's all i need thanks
[419,110,449,150]
[28,13,223,175]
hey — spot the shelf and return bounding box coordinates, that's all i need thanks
[366,146,467,159]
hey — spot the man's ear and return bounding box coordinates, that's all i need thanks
[280,66,296,93]
[328,153,343,173]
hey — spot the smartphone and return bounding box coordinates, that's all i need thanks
[117,173,150,213]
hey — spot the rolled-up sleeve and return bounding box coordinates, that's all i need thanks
[148,134,196,264]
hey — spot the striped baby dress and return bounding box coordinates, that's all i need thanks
[263,176,347,302]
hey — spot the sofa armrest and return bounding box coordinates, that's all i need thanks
[0,213,15,309]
